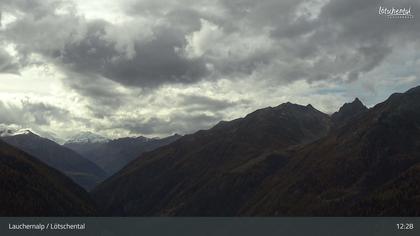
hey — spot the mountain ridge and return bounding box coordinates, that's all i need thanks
[93,85,420,216]
[65,134,182,175]
[93,102,331,216]
[0,139,97,216]
[331,97,368,128]
[1,132,107,190]
[242,85,420,216]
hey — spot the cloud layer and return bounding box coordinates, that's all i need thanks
[0,0,419,139]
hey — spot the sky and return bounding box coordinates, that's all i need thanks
[0,0,419,140]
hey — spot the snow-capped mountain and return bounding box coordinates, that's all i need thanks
[0,124,33,137]
[64,134,181,175]
[65,131,109,144]
[0,124,65,144]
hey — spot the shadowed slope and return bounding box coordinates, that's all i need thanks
[243,86,420,216]
[2,132,107,190]
[93,103,330,216]
[0,140,97,216]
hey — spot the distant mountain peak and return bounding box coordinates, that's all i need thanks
[331,97,368,128]
[0,125,35,137]
[65,131,109,144]
[276,102,305,110]
[352,97,364,105]
[342,97,367,111]
[65,133,182,175]
[273,102,325,116]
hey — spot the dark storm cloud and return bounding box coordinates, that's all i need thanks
[2,0,420,88]
[55,20,208,88]
[1,0,420,138]
[64,73,128,109]
[269,0,420,82]
[2,1,209,89]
